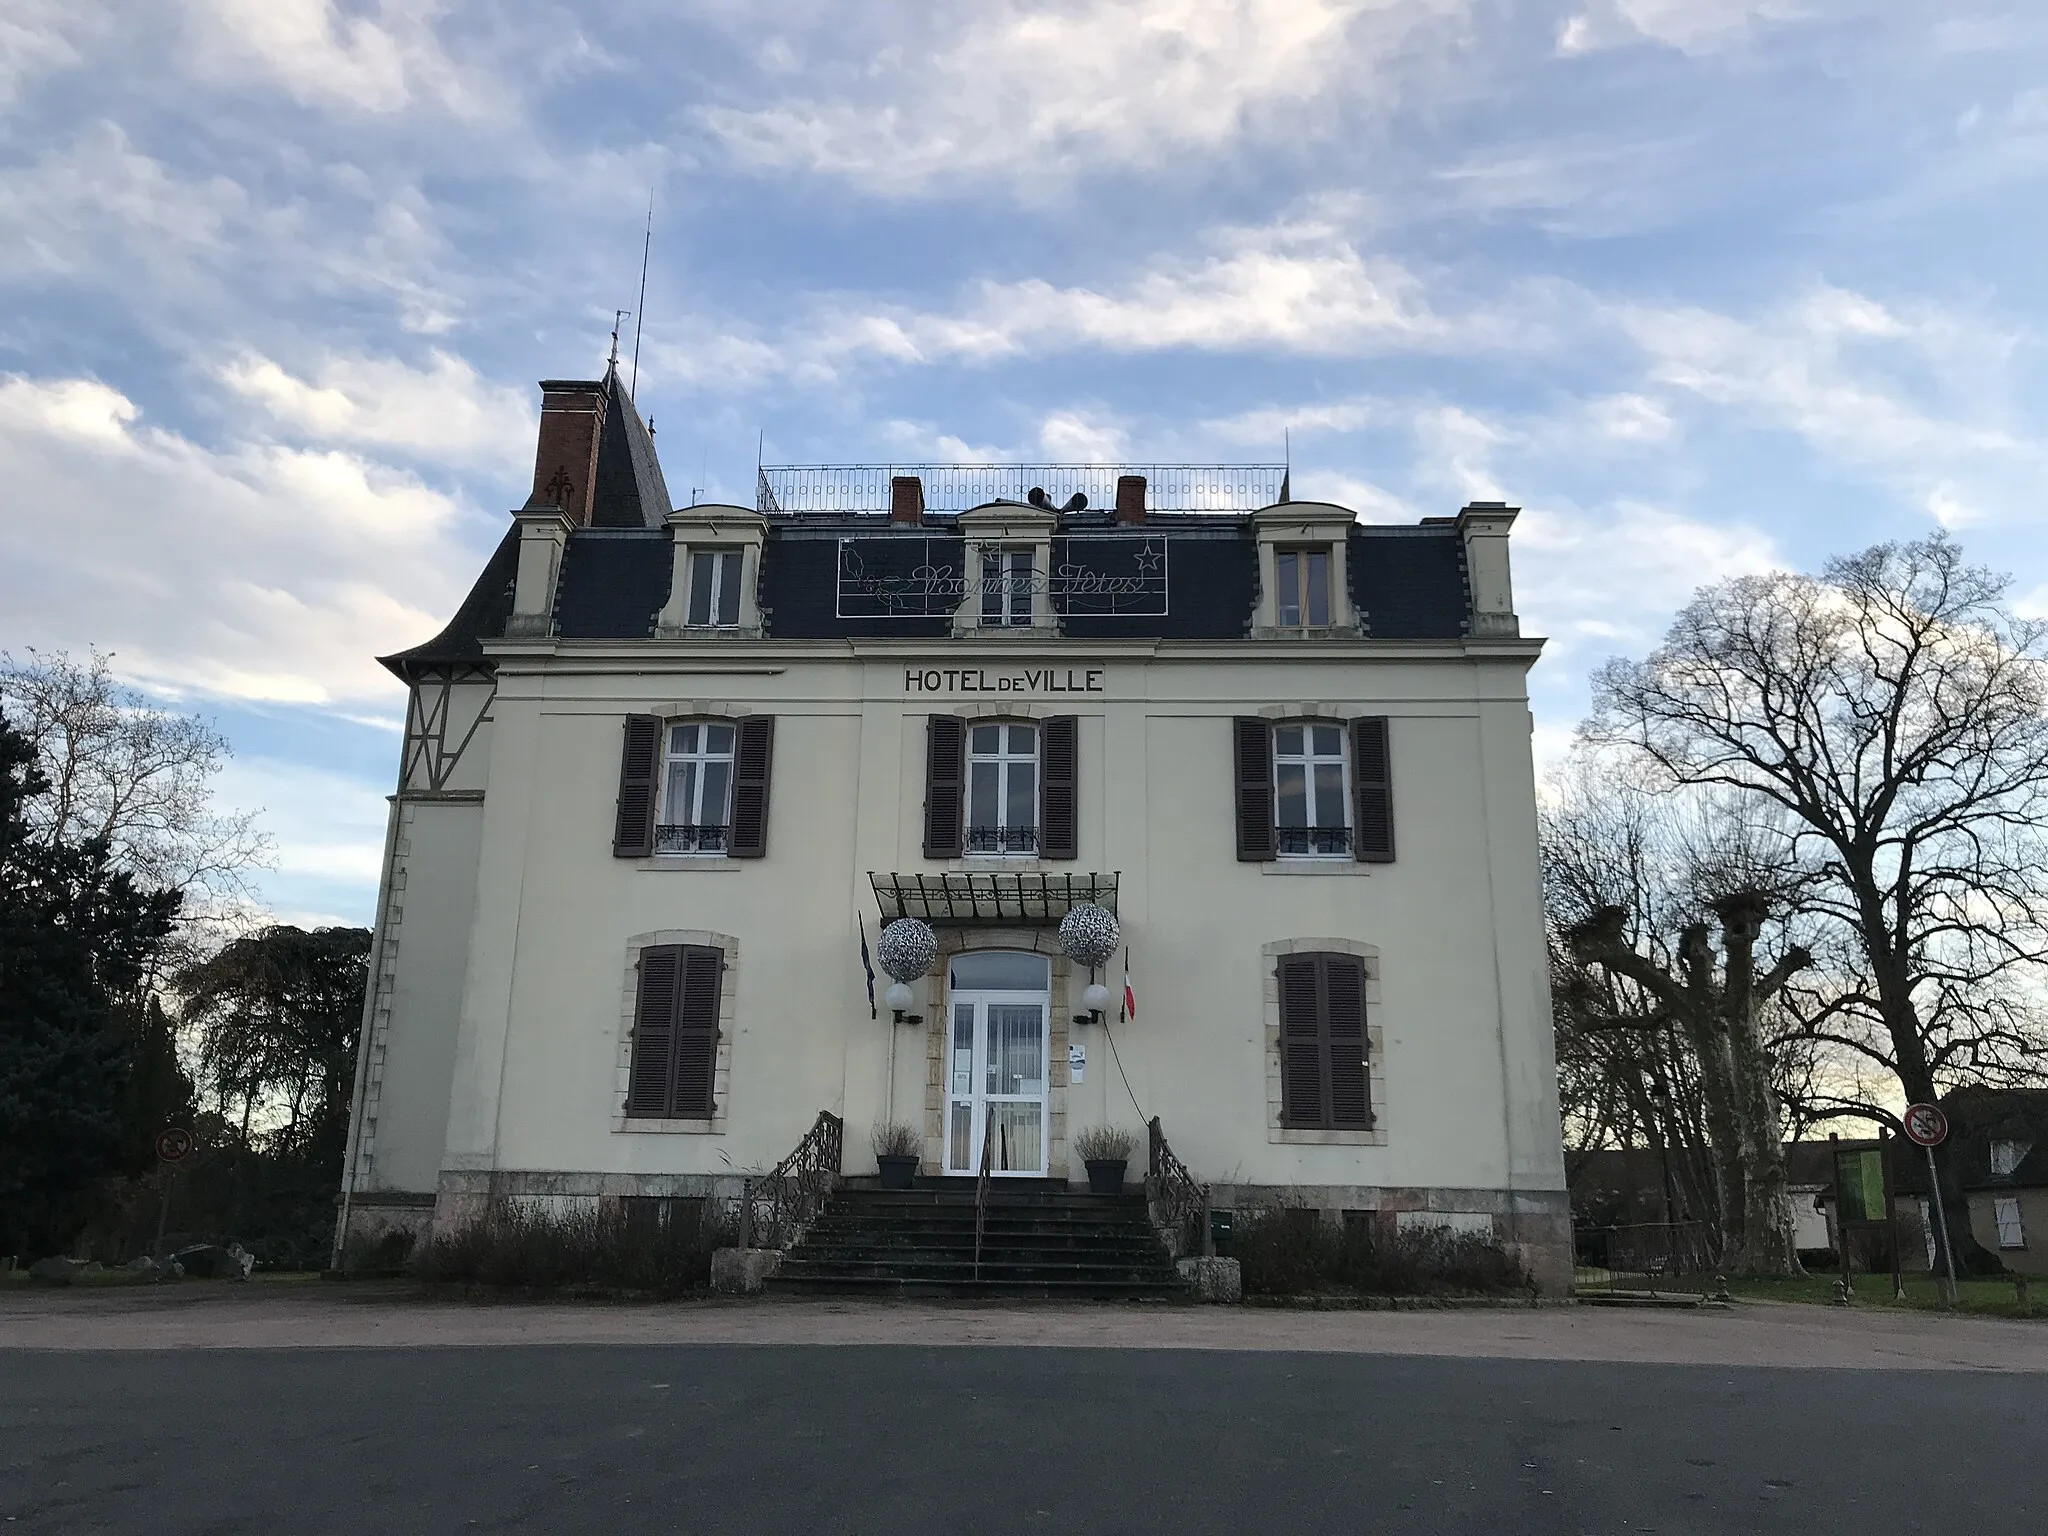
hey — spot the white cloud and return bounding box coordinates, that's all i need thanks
[0,123,251,289]
[1202,396,1386,443]
[0,0,98,105]
[1619,284,2043,520]
[181,0,480,116]
[1039,411,1127,463]
[0,373,487,709]
[213,755,390,886]
[0,125,460,335]
[1557,0,1810,56]
[1292,472,1418,522]
[1516,498,1780,652]
[220,349,533,470]
[662,214,1534,388]
[700,0,1468,193]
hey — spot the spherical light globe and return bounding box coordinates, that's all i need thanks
[885,981,914,1011]
[1057,902,1121,970]
[877,918,939,983]
[1081,982,1111,1012]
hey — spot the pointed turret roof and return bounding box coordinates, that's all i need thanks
[588,363,672,528]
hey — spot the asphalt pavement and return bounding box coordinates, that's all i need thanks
[2,1342,2033,1534]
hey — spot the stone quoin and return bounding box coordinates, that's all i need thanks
[333,383,1570,1292]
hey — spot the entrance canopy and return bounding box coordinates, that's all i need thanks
[870,870,1119,927]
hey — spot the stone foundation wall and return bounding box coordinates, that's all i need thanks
[1210,1182,1573,1297]
[428,1169,751,1238]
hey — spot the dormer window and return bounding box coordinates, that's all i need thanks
[967,722,1038,853]
[981,549,1034,628]
[687,550,743,628]
[1275,548,1331,627]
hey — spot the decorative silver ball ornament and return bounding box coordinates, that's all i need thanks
[877,918,939,983]
[1058,903,1121,971]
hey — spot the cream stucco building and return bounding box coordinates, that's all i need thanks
[336,369,1571,1288]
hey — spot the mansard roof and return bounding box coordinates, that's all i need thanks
[382,458,1483,678]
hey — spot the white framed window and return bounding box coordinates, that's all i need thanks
[687,550,743,628]
[1992,1139,2031,1177]
[1275,547,1332,627]
[658,721,735,853]
[1995,1195,2026,1250]
[980,549,1034,627]
[967,722,1038,854]
[1273,722,1350,857]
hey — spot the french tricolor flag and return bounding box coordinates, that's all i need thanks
[1121,948,1136,1023]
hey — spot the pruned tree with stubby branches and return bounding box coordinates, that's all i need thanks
[1544,760,1814,1273]
[1584,532,2048,1276]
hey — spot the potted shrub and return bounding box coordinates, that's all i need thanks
[1074,1126,1135,1195]
[872,1123,922,1189]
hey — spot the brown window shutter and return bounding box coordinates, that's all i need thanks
[1352,716,1394,863]
[670,946,723,1116]
[1233,717,1275,861]
[924,715,965,858]
[728,716,775,858]
[1277,954,1324,1126]
[1324,955,1372,1128]
[625,944,682,1115]
[1040,715,1078,859]
[613,715,663,857]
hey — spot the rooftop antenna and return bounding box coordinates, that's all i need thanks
[1280,428,1292,504]
[631,192,652,401]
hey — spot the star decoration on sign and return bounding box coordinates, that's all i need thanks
[1132,541,1165,575]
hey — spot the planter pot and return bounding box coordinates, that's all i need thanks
[1085,1158,1128,1196]
[876,1154,919,1190]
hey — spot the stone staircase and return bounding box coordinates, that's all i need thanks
[765,1180,1184,1299]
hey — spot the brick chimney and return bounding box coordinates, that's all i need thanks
[1115,474,1146,524]
[889,474,925,526]
[528,380,608,527]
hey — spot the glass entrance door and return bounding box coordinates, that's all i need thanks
[944,992,1050,1176]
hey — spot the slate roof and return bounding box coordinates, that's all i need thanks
[1892,1088,2048,1194]
[587,365,670,530]
[384,483,1481,673]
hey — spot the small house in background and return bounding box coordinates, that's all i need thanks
[1569,1138,1924,1273]
[1893,1088,2048,1277]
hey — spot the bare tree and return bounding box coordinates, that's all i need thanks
[0,650,270,945]
[1544,761,1813,1273]
[1586,532,2048,1274]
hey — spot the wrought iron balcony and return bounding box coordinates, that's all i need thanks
[1276,825,1353,856]
[655,823,729,854]
[966,825,1039,855]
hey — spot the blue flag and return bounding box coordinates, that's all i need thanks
[859,916,877,1020]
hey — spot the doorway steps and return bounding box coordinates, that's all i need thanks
[765,1181,1185,1299]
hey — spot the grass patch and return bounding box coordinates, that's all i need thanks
[1720,1272,2046,1319]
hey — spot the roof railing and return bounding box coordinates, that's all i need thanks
[757,464,1286,515]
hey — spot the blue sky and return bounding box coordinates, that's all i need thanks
[4,1,2046,925]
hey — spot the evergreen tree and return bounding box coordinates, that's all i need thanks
[0,711,179,1258]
